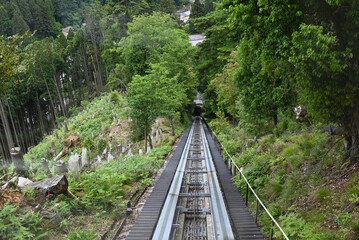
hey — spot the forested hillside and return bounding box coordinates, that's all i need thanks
[1,0,359,239]
[193,0,359,239]
[196,0,359,159]
[0,0,193,164]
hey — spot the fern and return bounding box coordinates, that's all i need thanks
[0,205,47,240]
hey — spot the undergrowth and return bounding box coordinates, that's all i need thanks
[0,205,47,239]
[209,116,359,239]
[75,146,170,209]
[23,92,126,176]
[1,91,185,239]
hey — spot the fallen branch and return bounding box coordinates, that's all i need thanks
[0,170,15,182]
[2,176,17,189]
[67,189,80,202]
[321,136,345,169]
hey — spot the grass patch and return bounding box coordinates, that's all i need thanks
[315,188,331,202]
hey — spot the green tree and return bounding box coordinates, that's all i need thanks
[193,7,242,117]
[189,0,204,33]
[204,0,214,14]
[128,64,185,152]
[117,12,196,97]
[0,33,32,92]
[0,32,32,163]
[32,0,58,38]
[209,50,240,120]
[11,14,30,35]
[0,6,12,36]
[218,0,359,158]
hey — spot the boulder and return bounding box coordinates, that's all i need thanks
[40,209,61,229]
[322,125,344,135]
[18,177,33,188]
[25,175,68,197]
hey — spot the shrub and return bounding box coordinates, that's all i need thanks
[110,91,120,103]
[282,144,300,157]
[275,213,326,240]
[82,136,95,151]
[316,188,331,202]
[56,116,67,124]
[336,212,352,226]
[0,205,47,240]
[49,195,81,219]
[97,138,107,155]
[78,119,102,139]
[66,229,97,240]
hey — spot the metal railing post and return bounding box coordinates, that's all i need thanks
[255,199,259,223]
[245,184,249,206]
[269,221,274,240]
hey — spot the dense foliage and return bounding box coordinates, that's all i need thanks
[210,118,359,239]
[196,0,359,158]
[0,0,191,165]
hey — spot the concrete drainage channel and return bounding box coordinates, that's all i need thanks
[153,117,235,240]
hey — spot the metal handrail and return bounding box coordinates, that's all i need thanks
[210,129,289,240]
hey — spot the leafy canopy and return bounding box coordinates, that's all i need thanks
[0,32,33,93]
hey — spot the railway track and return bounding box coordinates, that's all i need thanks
[127,117,264,240]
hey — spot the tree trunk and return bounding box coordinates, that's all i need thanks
[25,109,35,146]
[86,16,103,93]
[44,76,57,123]
[92,70,100,96]
[148,135,153,150]
[90,54,100,96]
[350,135,359,161]
[144,124,147,153]
[169,116,175,136]
[273,114,278,127]
[4,93,20,147]
[35,91,46,136]
[75,71,83,105]
[0,133,10,163]
[105,63,109,81]
[67,75,74,108]
[53,74,67,117]
[0,98,14,150]
[16,117,27,153]
[19,109,29,151]
[93,44,103,92]
[82,53,91,98]
[0,134,5,164]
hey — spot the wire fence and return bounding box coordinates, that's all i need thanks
[209,128,289,240]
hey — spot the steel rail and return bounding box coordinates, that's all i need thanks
[210,128,289,240]
[152,122,195,239]
[200,121,235,240]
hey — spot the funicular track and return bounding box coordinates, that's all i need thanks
[127,117,264,240]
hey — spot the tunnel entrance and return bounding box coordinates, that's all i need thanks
[193,92,204,117]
